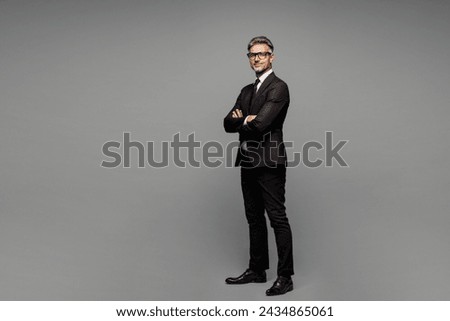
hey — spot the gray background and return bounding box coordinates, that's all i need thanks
[1,0,449,300]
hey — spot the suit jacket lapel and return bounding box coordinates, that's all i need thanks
[255,72,276,100]
[242,86,253,115]
[250,72,276,113]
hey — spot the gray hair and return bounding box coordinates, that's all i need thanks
[247,36,274,52]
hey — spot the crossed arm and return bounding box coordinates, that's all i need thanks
[224,82,289,135]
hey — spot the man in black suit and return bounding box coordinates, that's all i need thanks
[223,36,294,296]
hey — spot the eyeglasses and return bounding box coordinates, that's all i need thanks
[246,52,272,60]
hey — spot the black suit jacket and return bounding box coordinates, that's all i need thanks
[224,72,290,168]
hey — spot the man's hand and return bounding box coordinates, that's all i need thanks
[231,109,243,118]
[231,109,257,124]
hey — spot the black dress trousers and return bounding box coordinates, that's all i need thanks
[240,165,294,277]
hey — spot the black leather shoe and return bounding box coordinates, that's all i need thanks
[265,276,293,296]
[225,269,267,284]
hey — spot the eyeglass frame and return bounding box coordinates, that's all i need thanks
[246,51,273,60]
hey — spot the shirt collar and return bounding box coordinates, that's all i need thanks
[257,69,273,84]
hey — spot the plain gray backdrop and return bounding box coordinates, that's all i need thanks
[1,0,449,300]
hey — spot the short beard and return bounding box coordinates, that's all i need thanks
[252,65,269,75]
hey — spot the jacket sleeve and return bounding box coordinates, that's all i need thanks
[239,82,289,135]
[223,89,245,133]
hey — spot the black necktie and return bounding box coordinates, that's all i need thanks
[254,78,260,94]
[251,78,260,105]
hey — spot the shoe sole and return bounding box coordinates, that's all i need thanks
[225,278,267,284]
